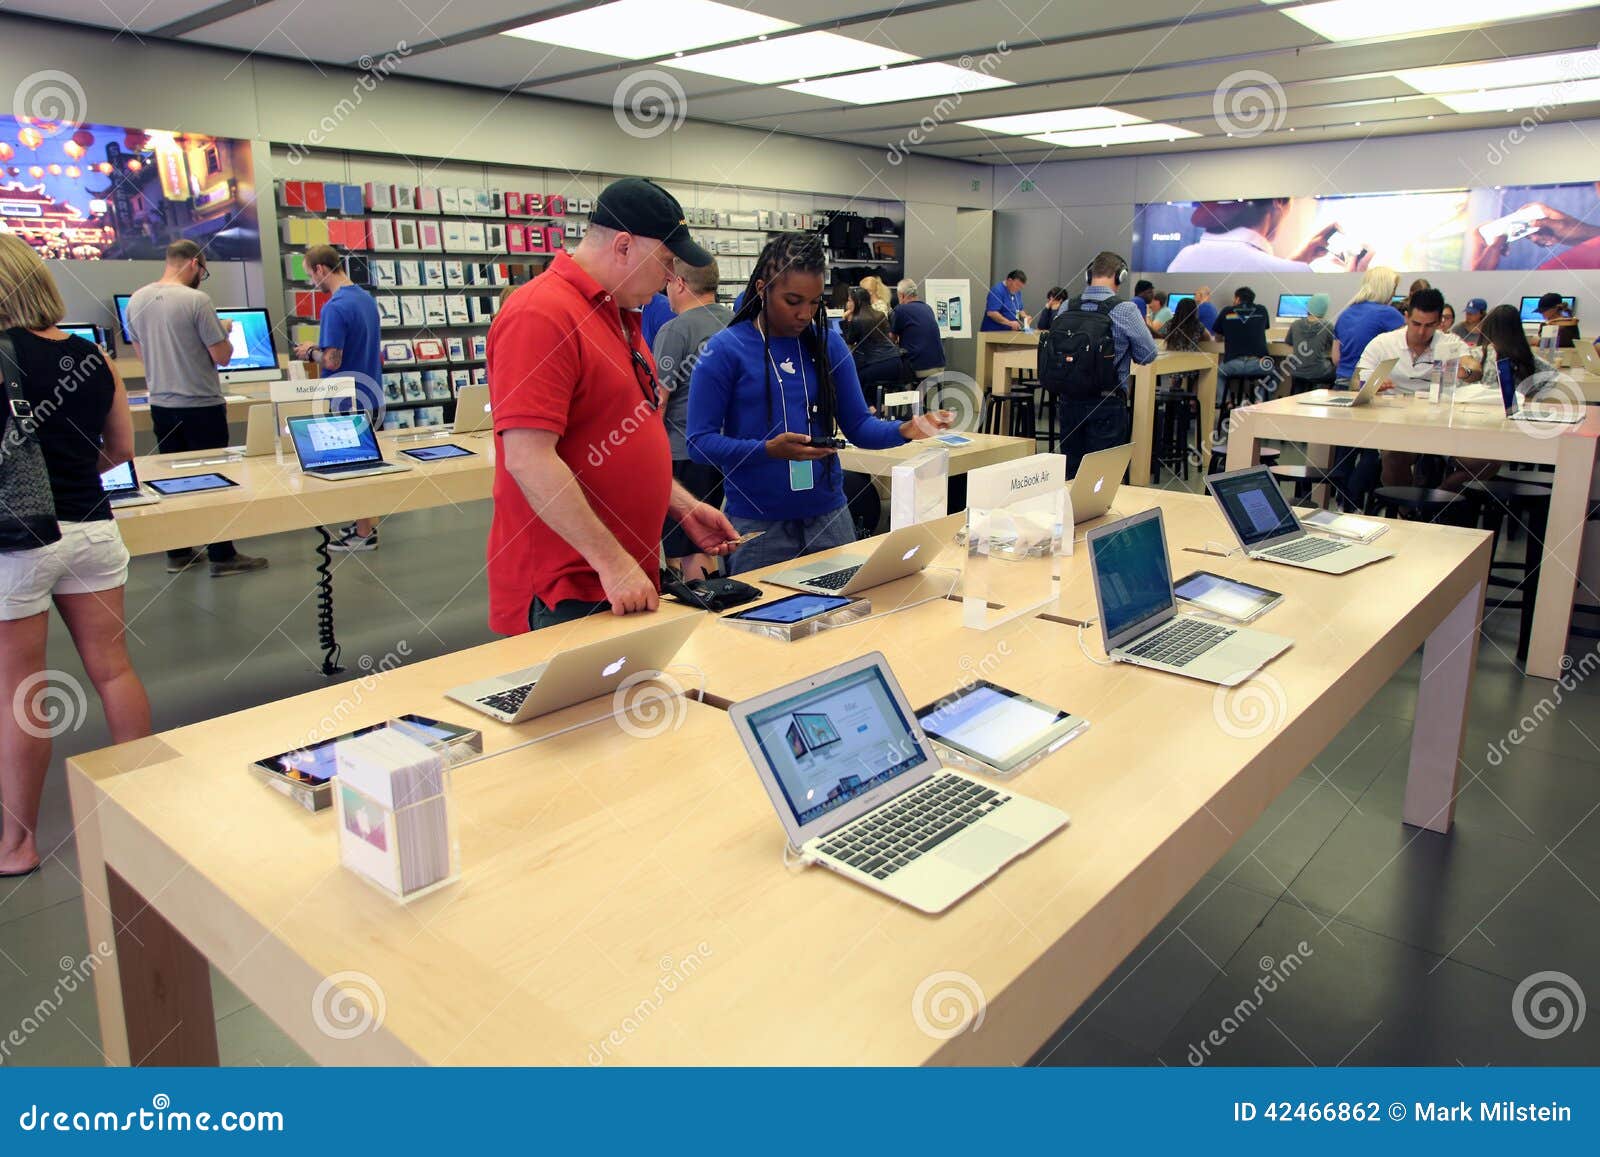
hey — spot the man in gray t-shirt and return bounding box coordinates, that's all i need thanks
[127,239,268,577]
[652,256,730,578]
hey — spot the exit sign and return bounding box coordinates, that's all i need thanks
[970,179,981,191]
[1019,179,1035,191]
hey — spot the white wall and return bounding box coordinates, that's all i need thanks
[990,120,1600,316]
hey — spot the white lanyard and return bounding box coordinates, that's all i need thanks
[759,323,810,435]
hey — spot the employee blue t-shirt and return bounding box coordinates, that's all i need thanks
[685,320,906,520]
[319,284,383,413]
[981,281,1024,331]
[1196,300,1219,332]
[889,299,944,370]
[1333,301,1405,380]
[640,293,674,349]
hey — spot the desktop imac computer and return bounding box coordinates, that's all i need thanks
[215,307,282,385]
[1276,293,1312,319]
[1520,294,1576,323]
[112,293,134,344]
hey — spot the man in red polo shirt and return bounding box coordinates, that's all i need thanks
[487,177,738,633]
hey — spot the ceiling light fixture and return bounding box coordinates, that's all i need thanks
[502,0,792,59]
[1261,0,1593,42]
[960,107,1145,136]
[1028,123,1199,148]
[784,61,1012,105]
[671,30,915,84]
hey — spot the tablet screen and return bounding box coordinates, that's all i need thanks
[729,593,852,624]
[1173,571,1280,622]
[401,443,474,461]
[146,473,238,495]
[917,681,1078,771]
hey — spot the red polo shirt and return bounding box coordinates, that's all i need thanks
[486,252,671,634]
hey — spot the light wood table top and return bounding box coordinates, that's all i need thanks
[838,432,1033,478]
[114,431,495,556]
[69,489,1491,1067]
[1226,394,1599,681]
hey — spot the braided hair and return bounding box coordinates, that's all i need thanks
[730,231,837,443]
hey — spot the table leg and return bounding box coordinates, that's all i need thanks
[105,867,220,1066]
[1223,409,1262,470]
[1130,363,1155,486]
[1525,434,1597,679]
[1197,364,1218,462]
[66,771,130,1065]
[1305,441,1333,508]
[1403,576,1486,832]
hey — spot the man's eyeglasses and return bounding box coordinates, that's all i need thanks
[195,262,210,282]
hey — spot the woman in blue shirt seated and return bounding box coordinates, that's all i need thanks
[687,232,953,575]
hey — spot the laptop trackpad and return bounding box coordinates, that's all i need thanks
[936,825,1023,874]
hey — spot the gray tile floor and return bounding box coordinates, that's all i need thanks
[3,465,1597,1067]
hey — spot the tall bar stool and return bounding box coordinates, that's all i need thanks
[1463,479,1552,662]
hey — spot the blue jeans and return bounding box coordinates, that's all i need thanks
[528,596,610,631]
[1217,355,1276,406]
[725,507,856,576]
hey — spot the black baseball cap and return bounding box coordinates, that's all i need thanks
[1536,292,1568,312]
[590,177,711,267]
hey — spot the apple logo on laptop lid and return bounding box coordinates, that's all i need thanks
[1093,477,1105,493]
[902,545,921,561]
[603,657,626,677]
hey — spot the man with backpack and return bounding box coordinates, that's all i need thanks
[1037,251,1158,475]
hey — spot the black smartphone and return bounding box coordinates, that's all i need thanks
[806,436,847,449]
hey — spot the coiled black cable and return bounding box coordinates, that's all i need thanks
[315,526,344,675]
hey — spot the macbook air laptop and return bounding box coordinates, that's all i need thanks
[168,402,315,467]
[1069,442,1132,524]
[451,385,492,434]
[1207,465,1392,574]
[765,519,952,595]
[728,652,1069,914]
[287,412,411,480]
[447,613,701,725]
[1086,508,1291,686]
[99,460,159,509]
[1295,358,1395,407]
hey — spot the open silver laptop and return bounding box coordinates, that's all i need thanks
[287,412,410,480]
[451,384,492,434]
[1069,442,1132,523]
[1207,465,1392,574]
[1086,508,1292,686]
[99,460,159,509]
[765,519,951,595]
[1295,357,1395,407]
[728,652,1068,914]
[447,613,701,725]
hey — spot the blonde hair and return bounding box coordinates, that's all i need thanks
[0,234,66,331]
[858,275,891,313]
[1347,265,1400,308]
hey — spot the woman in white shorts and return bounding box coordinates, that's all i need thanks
[0,234,151,877]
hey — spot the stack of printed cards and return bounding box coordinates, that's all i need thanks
[334,729,456,900]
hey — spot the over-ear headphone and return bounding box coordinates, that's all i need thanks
[1083,256,1129,287]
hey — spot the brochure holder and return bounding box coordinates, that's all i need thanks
[269,376,355,464]
[717,597,872,642]
[962,452,1071,631]
[333,728,460,903]
[890,447,949,530]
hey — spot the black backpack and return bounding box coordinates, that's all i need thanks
[1038,295,1121,401]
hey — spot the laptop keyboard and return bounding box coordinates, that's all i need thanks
[1265,536,1346,562]
[478,680,538,716]
[314,461,379,474]
[806,564,862,591]
[1126,618,1235,667]
[816,776,1011,881]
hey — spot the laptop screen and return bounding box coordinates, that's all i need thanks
[1090,512,1174,640]
[214,308,276,371]
[289,414,381,469]
[743,664,925,828]
[1210,469,1299,547]
[100,461,137,495]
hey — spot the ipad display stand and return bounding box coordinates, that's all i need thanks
[717,598,872,642]
[963,453,1071,632]
[927,719,1089,780]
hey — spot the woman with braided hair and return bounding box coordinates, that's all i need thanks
[687,232,953,574]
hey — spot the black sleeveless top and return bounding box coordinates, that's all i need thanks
[1,328,115,522]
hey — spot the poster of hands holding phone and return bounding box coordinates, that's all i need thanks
[1134,179,1600,274]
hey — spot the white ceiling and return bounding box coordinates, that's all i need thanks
[11,0,1600,165]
